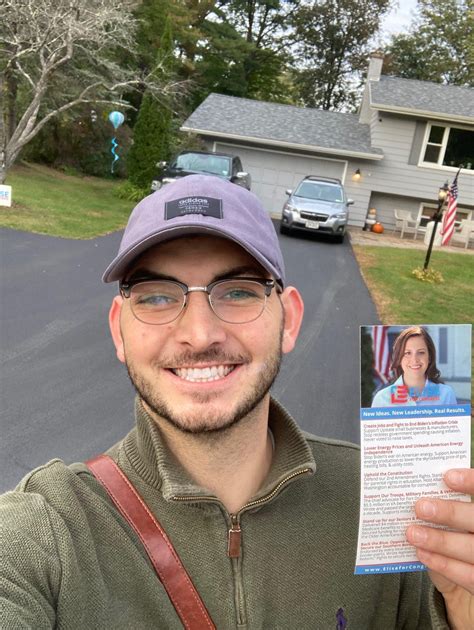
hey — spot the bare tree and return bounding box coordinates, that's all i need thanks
[0,0,180,183]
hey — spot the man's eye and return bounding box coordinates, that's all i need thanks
[220,288,258,301]
[136,294,178,307]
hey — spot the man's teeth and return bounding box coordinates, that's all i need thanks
[172,365,235,382]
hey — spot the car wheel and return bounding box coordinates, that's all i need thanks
[333,232,345,243]
[280,223,290,235]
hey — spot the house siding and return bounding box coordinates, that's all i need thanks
[364,113,473,205]
[407,122,426,165]
[338,167,372,227]
[346,113,473,229]
[368,192,422,230]
[370,109,379,138]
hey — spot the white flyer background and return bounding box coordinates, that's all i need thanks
[355,407,471,574]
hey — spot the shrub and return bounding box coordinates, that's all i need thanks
[411,267,444,283]
[115,180,149,202]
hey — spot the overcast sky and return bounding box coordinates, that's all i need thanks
[381,0,418,37]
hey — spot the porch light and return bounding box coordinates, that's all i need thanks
[352,169,361,182]
[438,181,449,203]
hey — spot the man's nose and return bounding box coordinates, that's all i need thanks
[173,291,227,348]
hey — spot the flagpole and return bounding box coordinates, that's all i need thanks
[423,181,450,271]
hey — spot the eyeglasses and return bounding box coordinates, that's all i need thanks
[119,277,280,325]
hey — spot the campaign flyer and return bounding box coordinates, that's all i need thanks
[355,324,472,575]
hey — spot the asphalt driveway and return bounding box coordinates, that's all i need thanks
[0,225,379,491]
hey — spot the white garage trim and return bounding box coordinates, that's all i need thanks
[212,141,349,184]
[181,126,384,160]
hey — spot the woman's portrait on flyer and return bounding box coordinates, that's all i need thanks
[360,325,471,409]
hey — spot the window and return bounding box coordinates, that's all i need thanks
[295,182,344,203]
[174,153,231,176]
[421,124,474,171]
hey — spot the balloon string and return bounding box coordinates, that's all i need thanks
[111,137,119,173]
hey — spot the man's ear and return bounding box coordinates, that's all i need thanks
[280,286,304,354]
[109,295,125,363]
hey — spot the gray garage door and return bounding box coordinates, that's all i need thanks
[215,143,346,213]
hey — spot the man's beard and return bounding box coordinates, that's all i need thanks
[124,328,283,435]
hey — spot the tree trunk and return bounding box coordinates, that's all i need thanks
[6,69,18,142]
[0,163,7,186]
[0,147,19,185]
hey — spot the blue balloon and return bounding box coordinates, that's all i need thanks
[108,111,125,130]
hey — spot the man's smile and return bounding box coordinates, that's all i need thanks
[170,364,237,383]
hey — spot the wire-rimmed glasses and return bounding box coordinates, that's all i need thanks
[119,277,279,325]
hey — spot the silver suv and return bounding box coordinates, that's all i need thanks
[280,176,354,243]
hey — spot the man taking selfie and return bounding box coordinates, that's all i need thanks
[1,175,473,628]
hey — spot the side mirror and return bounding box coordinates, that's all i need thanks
[236,171,248,179]
[285,189,292,196]
[156,161,167,168]
[347,199,355,205]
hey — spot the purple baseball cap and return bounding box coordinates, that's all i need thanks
[103,174,285,286]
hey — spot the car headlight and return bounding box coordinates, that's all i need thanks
[334,212,348,219]
[284,203,297,212]
[162,177,177,184]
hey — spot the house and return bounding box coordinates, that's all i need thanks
[181,53,474,231]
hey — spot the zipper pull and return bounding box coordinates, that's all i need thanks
[227,515,241,558]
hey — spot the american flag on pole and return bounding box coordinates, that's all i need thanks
[441,170,460,246]
[371,325,391,384]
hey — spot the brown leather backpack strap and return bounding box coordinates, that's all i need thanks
[85,454,215,630]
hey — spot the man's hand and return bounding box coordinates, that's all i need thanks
[406,468,473,630]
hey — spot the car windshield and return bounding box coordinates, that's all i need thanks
[174,153,231,177]
[294,181,344,203]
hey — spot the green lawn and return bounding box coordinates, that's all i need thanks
[1,162,134,238]
[352,245,474,325]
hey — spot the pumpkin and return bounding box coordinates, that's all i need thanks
[371,222,384,234]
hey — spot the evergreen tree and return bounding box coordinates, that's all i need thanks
[126,92,173,189]
[126,17,175,189]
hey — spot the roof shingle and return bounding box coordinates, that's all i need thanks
[181,94,383,158]
[370,76,474,120]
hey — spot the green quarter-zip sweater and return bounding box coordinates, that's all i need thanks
[1,399,448,629]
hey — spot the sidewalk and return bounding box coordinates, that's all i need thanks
[348,226,474,255]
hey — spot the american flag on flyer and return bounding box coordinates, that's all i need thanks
[372,325,391,384]
[441,170,460,246]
